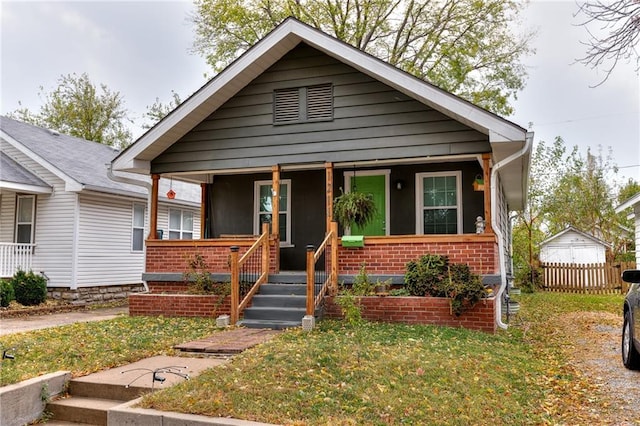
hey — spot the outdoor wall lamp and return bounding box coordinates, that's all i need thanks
[395,179,405,190]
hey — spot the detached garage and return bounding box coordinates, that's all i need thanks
[539,226,610,264]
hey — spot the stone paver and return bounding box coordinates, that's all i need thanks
[174,328,281,354]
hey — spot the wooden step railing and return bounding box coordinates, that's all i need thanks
[306,222,338,315]
[230,223,270,324]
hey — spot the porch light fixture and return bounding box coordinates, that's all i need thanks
[395,179,405,190]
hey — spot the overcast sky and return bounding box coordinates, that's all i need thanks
[1,0,638,184]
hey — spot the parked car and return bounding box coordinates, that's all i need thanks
[622,269,640,370]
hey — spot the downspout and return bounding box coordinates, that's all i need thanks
[492,131,534,330]
[106,163,152,292]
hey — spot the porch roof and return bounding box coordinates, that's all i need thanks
[0,151,51,194]
[112,17,531,208]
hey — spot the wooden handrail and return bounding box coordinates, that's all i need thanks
[306,221,338,315]
[230,222,270,324]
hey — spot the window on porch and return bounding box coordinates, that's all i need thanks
[416,171,462,234]
[254,180,291,245]
[169,209,193,240]
[15,195,35,243]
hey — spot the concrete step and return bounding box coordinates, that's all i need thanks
[39,421,94,425]
[243,306,307,322]
[259,283,306,295]
[240,319,303,330]
[251,294,307,308]
[68,380,149,401]
[46,396,125,425]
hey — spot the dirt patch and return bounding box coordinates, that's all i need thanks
[557,311,640,425]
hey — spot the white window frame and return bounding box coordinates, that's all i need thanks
[168,208,194,240]
[15,194,36,244]
[131,203,145,252]
[254,179,292,246]
[415,171,463,235]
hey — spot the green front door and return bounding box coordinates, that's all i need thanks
[350,174,386,236]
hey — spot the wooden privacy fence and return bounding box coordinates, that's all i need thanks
[541,261,637,294]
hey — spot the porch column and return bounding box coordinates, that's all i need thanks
[149,174,159,239]
[200,183,207,239]
[325,162,333,233]
[271,165,280,272]
[482,153,493,234]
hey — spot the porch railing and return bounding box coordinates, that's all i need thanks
[0,243,36,278]
[229,223,270,324]
[306,221,339,315]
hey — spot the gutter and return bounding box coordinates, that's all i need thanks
[106,163,151,292]
[491,131,534,330]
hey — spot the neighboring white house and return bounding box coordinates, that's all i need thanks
[616,193,640,264]
[0,116,201,302]
[539,225,610,265]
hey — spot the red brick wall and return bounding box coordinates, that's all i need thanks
[337,240,499,276]
[145,242,278,274]
[324,295,496,334]
[129,293,231,317]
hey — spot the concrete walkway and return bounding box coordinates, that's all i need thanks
[0,306,128,335]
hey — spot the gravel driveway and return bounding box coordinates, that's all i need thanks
[560,311,640,425]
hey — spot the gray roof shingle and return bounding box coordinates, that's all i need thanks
[0,151,50,188]
[0,116,146,196]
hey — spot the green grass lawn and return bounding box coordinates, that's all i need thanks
[0,293,625,425]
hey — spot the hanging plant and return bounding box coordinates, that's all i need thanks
[333,188,377,229]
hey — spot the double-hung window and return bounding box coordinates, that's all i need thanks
[15,195,35,244]
[169,209,193,240]
[132,204,145,251]
[254,180,291,245]
[416,172,462,234]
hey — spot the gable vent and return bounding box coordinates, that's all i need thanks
[274,88,300,123]
[307,84,333,121]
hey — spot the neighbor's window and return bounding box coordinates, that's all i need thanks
[15,195,35,244]
[416,172,462,234]
[132,204,145,251]
[254,180,291,245]
[169,209,193,240]
[274,84,333,124]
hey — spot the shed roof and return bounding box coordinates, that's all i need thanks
[539,225,611,248]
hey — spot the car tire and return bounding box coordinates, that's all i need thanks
[622,311,640,370]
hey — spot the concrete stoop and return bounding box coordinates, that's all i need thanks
[44,355,229,426]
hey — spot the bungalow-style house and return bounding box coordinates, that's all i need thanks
[539,226,611,265]
[113,18,532,330]
[0,116,201,303]
[617,193,640,264]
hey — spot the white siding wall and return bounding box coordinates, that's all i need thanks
[76,193,146,287]
[0,193,16,243]
[540,230,606,264]
[1,140,75,287]
[156,202,201,240]
[635,204,640,265]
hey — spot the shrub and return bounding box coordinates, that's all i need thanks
[335,287,364,326]
[351,263,375,296]
[404,254,448,296]
[0,279,15,307]
[12,270,47,306]
[515,265,543,293]
[444,263,487,316]
[389,288,410,296]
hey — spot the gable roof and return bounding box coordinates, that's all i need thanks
[539,225,611,248]
[1,116,147,197]
[112,17,530,207]
[616,193,640,215]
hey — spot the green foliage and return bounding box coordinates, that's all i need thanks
[12,270,47,306]
[183,253,230,314]
[9,73,132,148]
[0,279,15,307]
[190,0,533,115]
[351,263,375,295]
[515,265,543,293]
[389,287,410,296]
[335,290,364,326]
[404,254,486,315]
[143,90,182,129]
[444,264,486,316]
[333,190,377,229]
[404,254,448,297]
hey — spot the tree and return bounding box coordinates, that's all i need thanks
[576,0,640,84]
[190,0,533,116]
[10,73,132,148]
[142,90,183,130]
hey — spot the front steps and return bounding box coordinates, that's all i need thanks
[240,274,315,329]
[44,356,223,425]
